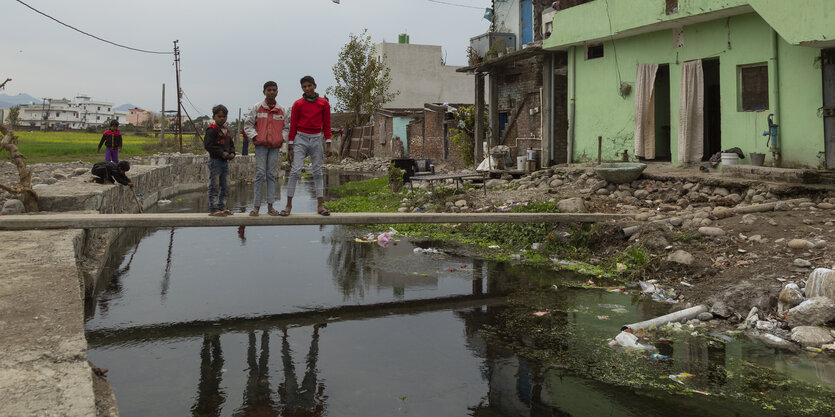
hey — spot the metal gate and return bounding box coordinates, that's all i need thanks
[823,49,835,169]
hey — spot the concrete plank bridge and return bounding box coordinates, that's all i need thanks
[0,211,633,230]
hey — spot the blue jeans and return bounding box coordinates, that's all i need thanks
[208,158,229,211]
[287,132,324,198]
[254,145,280,207]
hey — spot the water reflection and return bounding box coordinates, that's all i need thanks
[192,334,226,417]
[85,175,835,416]
[278,325,326,416]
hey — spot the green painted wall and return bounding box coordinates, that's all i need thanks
[545,0,749,49]
[393,117,410,153]
[567,13,824,167]
[749,0,835,46]
[545,0,833,50]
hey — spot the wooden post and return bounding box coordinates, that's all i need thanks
[474,73,485,166]
[173,40,183,153]
[160,83,165,146]
[597,136,602,164]
[488,74,499,164]
[541,53,553,168]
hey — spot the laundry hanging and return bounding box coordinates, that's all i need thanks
[678,59,704,163]
[634,63,659,159]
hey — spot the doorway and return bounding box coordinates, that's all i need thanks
[823,49,835,169]
[654,64,671,161]
[703,59,722,160]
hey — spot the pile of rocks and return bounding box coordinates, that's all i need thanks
[734,268,835,350]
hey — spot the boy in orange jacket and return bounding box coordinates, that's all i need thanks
[243,81,287,216]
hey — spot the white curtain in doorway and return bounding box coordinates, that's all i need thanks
[678,59,704,163]
[634,63,659,159]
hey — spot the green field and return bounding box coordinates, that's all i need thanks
[9,131,170,163]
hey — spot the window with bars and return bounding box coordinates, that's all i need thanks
[739,64,769,111]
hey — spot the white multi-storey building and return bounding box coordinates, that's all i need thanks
[18,95,127,129]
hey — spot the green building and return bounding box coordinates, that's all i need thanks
[543,0,835,169]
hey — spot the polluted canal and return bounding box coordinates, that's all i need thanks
[85,175,835,416]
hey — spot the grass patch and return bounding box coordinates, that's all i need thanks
[324,176,405,213]
[12,131,160,163]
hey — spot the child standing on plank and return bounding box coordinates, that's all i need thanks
[204,105,236,217]
[97,120,123,163]
[243,81,287,216]
[281,75,331,216]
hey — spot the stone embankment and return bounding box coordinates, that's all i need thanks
[0,154,255,417]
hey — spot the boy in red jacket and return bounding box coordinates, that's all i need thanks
[282,75,331,216]
[97,120,123,163]
[243,81,287,216]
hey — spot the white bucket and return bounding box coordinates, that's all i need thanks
[516,156,526,171]
[721,152,739,167]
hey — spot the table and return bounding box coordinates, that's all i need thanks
[408,172,487,197]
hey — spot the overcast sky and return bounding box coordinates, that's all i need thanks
[2,0,491,117]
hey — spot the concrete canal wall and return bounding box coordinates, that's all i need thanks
[0,155,256,416]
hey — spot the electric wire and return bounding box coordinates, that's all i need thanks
[603,0,624,97]
[15,0,174,55]
[426,0,485,10]
[182,90,205,117]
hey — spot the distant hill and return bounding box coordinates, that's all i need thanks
[0,93,40,108]
[114,104,138,111]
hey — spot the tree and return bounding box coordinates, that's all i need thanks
[7,106,20,128]
[326,29,398,156]
[450,105,488,166]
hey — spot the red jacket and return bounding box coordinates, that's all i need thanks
[288,97,331,144]
[243,101,286,148]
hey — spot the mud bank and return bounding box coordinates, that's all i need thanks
[0,155,255,416]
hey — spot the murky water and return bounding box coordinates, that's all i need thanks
[86,175,835,416]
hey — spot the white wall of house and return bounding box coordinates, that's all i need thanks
[18,95,118,129]
[375,42,473,109]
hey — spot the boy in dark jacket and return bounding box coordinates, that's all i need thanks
[204,104,236,216]
[97,120,123,163]
[90,161,133,187]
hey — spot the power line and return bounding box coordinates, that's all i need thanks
[15,0,173,55]
[182,91,205,117]
[426,0,485,10]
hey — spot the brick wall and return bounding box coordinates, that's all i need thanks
[422,109,446,160]
[407,119,424,157]
[497,55,544,146]
[372,113,395,158]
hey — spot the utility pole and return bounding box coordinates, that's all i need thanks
[41,97,48,131]
[160,83,165,146]
[173,40,183,153]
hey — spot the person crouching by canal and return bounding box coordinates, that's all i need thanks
[97,120,123,163]
[90,160,133,188]
[204,104,236,217]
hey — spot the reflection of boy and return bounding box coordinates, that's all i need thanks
[97,120,123,163]
[204,104,236,217]
[90,161,132,188]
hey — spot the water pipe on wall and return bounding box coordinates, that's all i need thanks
[567,45,576,163]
